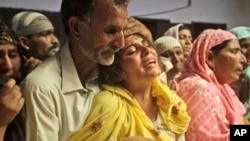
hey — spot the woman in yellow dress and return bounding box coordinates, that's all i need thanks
[67,27,190,141]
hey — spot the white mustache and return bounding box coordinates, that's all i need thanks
[103,46,119,53]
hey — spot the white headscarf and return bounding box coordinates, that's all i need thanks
[11,11,54,36]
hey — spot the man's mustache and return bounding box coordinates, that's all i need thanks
[48,44,60,52]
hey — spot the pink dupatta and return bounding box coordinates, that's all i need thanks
[177,29,246,141]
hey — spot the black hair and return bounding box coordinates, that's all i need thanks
[210,40,231,55]
[178,24,193,37]
[0,20,19,46]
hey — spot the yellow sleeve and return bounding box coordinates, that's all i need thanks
[243,116,250,125]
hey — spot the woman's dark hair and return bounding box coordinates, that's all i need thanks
[178,24,193,37]
[210,40,231,55]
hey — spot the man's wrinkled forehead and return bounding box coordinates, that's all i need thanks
[90,1,128,35]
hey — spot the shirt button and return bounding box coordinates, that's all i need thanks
[81,90,88,97]
[83,92,87,97]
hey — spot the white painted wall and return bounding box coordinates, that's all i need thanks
[0,0,249,29]
[0,0,61,11]
[129,0,250,29]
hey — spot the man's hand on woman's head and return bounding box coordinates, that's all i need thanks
[124,17,153,43]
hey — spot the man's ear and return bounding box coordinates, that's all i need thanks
[68,17,85,40]
[19,37,29,50]
[206,50,215,70]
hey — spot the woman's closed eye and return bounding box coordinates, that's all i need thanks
[141,39,150,47]
[125,46,138,55]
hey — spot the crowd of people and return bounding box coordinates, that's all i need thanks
[0,0,250,141]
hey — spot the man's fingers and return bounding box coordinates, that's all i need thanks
[124,17,153,42]
[0,79,16,96]
[17,97,25,112]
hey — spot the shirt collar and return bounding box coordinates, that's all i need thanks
[60,41,84,93]
[59,41,100,94]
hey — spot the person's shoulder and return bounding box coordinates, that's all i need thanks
[28,56,59,76]
[38,56,60,71]
[92,89,120,110]
[178,74,208,88]
[177,74,214,99]
[21,56,61,88]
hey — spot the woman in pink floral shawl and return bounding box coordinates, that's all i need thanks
[177,29,246,141]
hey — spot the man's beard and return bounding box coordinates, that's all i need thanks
[79,45,119,66]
